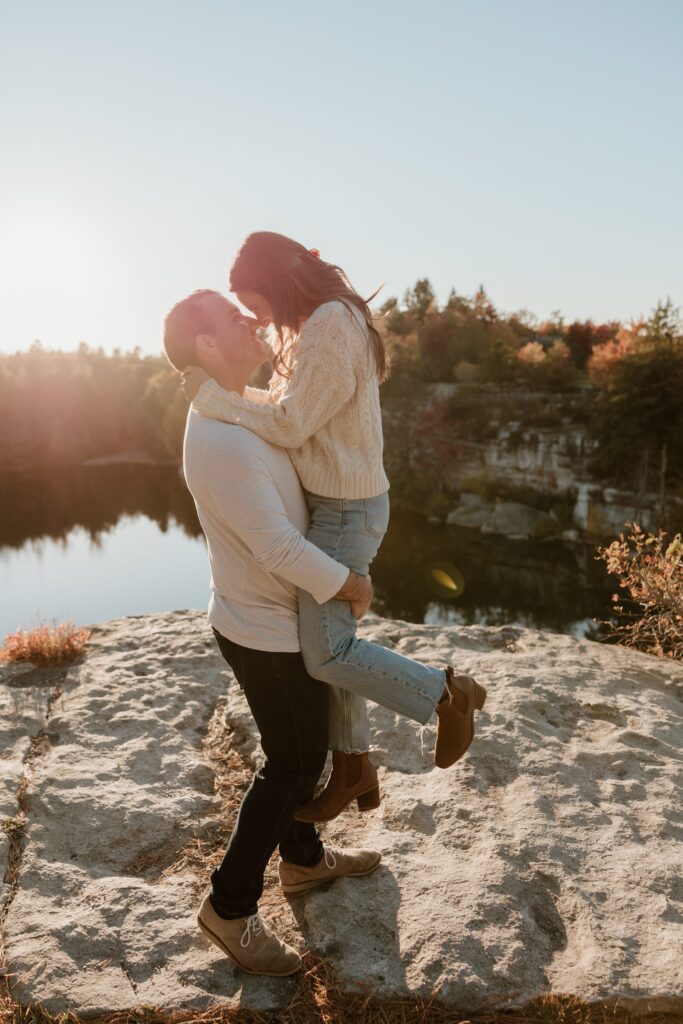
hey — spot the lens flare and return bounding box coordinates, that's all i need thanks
[432,568,459,591]
[426,562,466,600]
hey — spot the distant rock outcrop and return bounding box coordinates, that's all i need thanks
[447,493,557,540]
[1,611,682,1016]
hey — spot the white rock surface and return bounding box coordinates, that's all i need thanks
[0,664,59,916]
[447,496,556,540]
[446,495,492,529]
[1,611,682,1017]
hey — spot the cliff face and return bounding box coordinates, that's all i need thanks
[2,611,682,1016]
[382,384,681,541]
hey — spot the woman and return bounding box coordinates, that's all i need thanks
[184,231,486,821]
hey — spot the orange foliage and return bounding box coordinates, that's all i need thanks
[587,324,642,385]
[517,341,546,365]
[596,524,683,659]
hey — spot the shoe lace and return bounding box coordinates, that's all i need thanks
[324,848,337,870]
[240,913,266,948]
[418,722,434,758]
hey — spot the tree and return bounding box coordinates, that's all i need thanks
[481,337,518,387]
[472,285,498,324]
[647,298,682,347]
[589,303,683,492]
[403,279,436,323]
[144,369,188,457]
[545,340,576,387]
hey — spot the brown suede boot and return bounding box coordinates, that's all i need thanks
[293,751,380,823]
[434,668,487,769]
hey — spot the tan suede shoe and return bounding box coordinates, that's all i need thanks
[434,667,487,769]
[279,846,381,895]
[196,894,301,976]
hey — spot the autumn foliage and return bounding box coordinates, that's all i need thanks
[596,524,683,660]
[1,287,681,502]
[586,324,641,385]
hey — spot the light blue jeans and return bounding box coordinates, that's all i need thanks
[298,491,447,751]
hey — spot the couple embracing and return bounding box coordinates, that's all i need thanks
[163,231,486,977]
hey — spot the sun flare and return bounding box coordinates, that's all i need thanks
[0,207,103,347]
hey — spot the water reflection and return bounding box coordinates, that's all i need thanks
[0,464,199,549]
[0,465,615,638]
[371,511,612,637]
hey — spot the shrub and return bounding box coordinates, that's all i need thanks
[587,325,640,385]
[517,341,546,366]
[444,387,500,439]
[453,360,479,383]
[525,406,565,429]
[544,340,575,386]
[566,319,620,369]
[516,340,576,389]
[1,622,90,666]
[595,524,682,659]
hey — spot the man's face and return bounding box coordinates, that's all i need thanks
[201,295,269,371]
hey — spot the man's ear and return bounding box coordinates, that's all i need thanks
[195,333,216,359]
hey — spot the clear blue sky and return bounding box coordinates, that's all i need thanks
[1,0,681,354]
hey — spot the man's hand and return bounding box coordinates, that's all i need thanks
[335,570,373,620]
[350,581,373,621]
[181,365,211,401]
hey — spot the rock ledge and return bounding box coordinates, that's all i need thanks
[1,611,682,1016]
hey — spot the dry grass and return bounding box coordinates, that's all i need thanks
[0,622,90,667]
[0,812,27,889]
[596,524,683,659]
[156,698,255,889]
[0,701,675,1024]
[0,957,671,1024]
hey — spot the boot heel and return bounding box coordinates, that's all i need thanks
[356,785,380,811]
[473,682,487,711]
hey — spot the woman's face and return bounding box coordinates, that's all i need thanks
[236,290,273,328]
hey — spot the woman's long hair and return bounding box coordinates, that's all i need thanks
[229,231,389,382]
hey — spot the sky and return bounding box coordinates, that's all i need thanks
[1,0,681,355]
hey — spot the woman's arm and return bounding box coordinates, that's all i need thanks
[182,370,274,406]
[192,303,361,449]
[243,385,275,405]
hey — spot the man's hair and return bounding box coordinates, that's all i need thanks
[163,289,223,371]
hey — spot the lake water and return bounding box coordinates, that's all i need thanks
[0,464,616,641]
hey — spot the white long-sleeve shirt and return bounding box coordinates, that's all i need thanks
[192,300,390,500]
[183,408,349,651]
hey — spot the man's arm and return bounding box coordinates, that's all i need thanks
[203,439,368,607]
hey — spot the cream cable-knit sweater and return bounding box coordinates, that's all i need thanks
[192,300,390,500]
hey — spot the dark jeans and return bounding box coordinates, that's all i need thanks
[210,628,329,919]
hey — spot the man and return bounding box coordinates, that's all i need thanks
[163,290,381,977]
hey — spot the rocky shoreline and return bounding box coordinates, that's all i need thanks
[383,384,683,545]
[1,611,682,1016]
